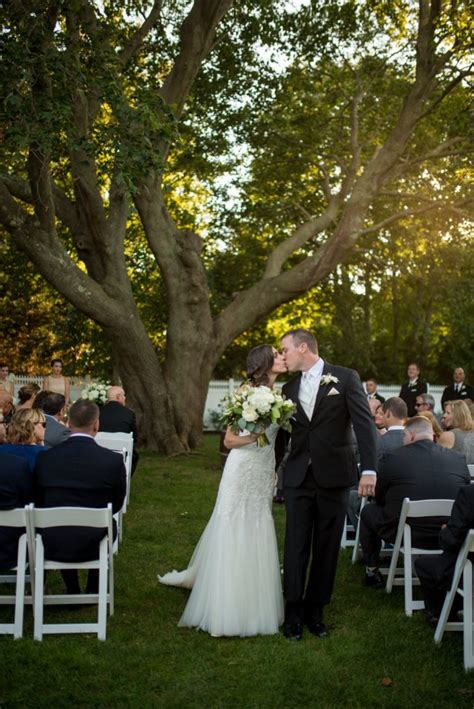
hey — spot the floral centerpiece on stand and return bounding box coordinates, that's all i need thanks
[220,383,296,447]
[80,382,110,406]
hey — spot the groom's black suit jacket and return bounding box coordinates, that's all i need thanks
[281,362,378,489]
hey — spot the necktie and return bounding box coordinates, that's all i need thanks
[299,372,316,419]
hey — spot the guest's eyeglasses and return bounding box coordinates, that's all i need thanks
[415,403,427,408]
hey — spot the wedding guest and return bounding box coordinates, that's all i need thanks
[365,378,385,404]
[415,484,474,627]
[99,385,139,474]
[0,412,7,444]
[34,399,126,595]
[371,399,387,434]
[34,391,70,448]
[0,363,14,397]
[15,383,40,412]
[377,397,407,456]
[414,393,436,416]
[417,410,443,442]
[360,416,469,588]
[0,454,33,571]
[0,391,14,425]
[42,358,70,404]
[441,368,474,409]
[438,400,474,464]
[0,408,48,472]
[399,362,427,417]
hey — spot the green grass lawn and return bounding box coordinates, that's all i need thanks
[1,434,474,708]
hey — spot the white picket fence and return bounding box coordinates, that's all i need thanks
[10,375,446,430]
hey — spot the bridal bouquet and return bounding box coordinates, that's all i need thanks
[220,384,296,447]
[80,382,110,406]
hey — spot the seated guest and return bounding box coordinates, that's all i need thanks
[417,410,443,442]
[369,399,386,434]
[414,393,437,417]
[15,383,40,412]
[99,386,139,474]
[377,397,407,456]
[0,454,33,570]
[0,409,48,471]
[34,391,70,447]
[365,378,385,403]
[0,412,7,444]
[360,416,469,588]
[399,362,427,417]
[0,391,14,425]
[438,400,474,464]
[415,484,474,626]
[441,368,474,409]
[34,399,126,594]
[0,362,14,396]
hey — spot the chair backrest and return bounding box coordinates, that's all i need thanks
[30,504,113,529]
[468,464,474,480]
[0,506,29,528]
[96,432,133,474]
[404,498,454,519]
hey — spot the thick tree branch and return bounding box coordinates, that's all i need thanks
[160,0,234,118]
[119,1,163,66]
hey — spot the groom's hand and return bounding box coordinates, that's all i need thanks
[358,474,376,497]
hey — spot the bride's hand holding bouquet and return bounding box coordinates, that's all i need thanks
[220,383,296,447]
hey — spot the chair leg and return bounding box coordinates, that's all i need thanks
[97,539,108,640]
[34,538,45,641]
[14,536,27,640]
[464,562,473,670]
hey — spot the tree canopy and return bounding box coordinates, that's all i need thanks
[1,0,473,452]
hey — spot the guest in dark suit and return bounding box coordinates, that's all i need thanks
[0,454,33,570]
[34,391,70,447]
[99,386,139,474]
[441,368,474,409]
[34,399,126,594]
[399,362,427,417]
[365,378,385,404]
[360,416,469,587]
[415,484,474,624]
[377,397,407,457]
[279,329,378,640]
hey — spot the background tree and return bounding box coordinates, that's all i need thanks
[1,0,472,452]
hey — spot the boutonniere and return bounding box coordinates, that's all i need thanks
[320,373,339,386]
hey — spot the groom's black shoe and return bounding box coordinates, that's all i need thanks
[283,620,303,641]
[306,619,329,638]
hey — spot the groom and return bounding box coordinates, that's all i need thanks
[280,329,377,640]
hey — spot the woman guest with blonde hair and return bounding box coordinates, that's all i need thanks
[417,410,443,442]
[42,358,70,403]
[439,400,474,464]
[0,408,48,471]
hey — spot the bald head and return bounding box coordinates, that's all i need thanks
[403,416,434,445]
[107,386,126,405]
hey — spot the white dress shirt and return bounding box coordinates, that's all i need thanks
[299,358,324,420]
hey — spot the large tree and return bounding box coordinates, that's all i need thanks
[1,0,472,453]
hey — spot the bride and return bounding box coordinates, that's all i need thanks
[158,345,288,637]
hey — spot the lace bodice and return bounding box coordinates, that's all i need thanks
[215,424,278,519]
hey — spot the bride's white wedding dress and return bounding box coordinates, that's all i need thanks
[158,425,284,636]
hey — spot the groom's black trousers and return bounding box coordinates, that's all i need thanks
[284,467,349,620]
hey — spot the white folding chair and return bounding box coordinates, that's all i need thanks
[434,530,474,671]
[468,465,474,482]
[386,497,454,616]
[30,504,114,641]
[0,506,33,639]
[96,432,133,512]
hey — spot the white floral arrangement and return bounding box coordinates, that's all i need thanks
[320,373,339,386]
[80,382,110,406]
[220,384,296,447]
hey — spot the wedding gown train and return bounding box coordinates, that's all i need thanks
[158,426,284,637]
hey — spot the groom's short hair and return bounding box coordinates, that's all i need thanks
[281,328,318,354]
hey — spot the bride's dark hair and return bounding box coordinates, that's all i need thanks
[246,345,274,386]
